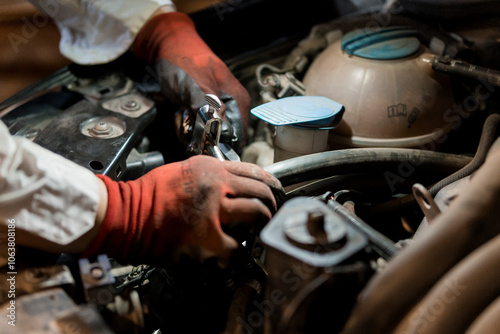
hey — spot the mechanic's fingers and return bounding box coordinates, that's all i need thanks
[228,175,277,212]
[220,197,273,228]
[224,160,284,192]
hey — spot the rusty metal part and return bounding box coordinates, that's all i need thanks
[101,93,154,118]
[80,116,126,139]
[414,177,470,237]
[0,288,112,334]
[0,265,74,304]
[412,183,441,223]
[340,136,500,334]
[68,72,133,100]
[432,56,500,86]
[256,63,306,99]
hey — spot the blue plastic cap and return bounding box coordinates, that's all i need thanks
[341,26,420,60]
[250,96,345,128]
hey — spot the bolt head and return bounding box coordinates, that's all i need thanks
[90,266,104,279]
[121,99,141,111]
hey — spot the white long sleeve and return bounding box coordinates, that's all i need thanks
[28,0,175,65]
[0,120,99,245]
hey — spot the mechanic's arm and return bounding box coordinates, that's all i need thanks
[84,156,281,265]
[132,6,250,141]
[28,1,249,141]
[0,120,103,253]
[1,120,282,264]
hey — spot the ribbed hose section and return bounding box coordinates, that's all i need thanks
[432,57,500,87]
[428,113,500,196]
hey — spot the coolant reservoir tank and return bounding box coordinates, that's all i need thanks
[303,27,455,148]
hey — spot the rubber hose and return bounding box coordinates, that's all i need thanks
[394,232,500,334]
[364,113,500,216]
[466,296,500,334]
[327,200,398,259]
[286,172,446,199]
[428,113,500,196]
[264,148,471,187]
[340,137,500,334]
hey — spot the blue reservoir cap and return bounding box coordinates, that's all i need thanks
[341,26,420,60]
[250,96,344,128]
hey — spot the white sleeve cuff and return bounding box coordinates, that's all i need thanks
[0,121,100,245]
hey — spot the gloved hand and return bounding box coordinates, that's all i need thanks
[132,11,250,144]
[84,156,282,265]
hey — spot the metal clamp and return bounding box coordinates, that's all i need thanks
[412,183,441,223]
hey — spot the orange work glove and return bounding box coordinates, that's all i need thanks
[133,11,250,144]
[84,156,282,265]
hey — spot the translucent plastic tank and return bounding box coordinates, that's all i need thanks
[303,27,456,148]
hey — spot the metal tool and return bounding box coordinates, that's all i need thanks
[189,94,240,161]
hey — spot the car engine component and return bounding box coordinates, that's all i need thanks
[2,0,500,333]
[303,26,456,148]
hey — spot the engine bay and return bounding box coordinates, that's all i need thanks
[2,1,500,333]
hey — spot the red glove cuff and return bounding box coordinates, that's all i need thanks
[82,175,140,262]
[133,11,196,64]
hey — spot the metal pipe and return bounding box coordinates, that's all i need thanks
[432,56,500,87]
[327,199,398,259]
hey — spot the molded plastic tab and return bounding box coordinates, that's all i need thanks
[341,26,420,60]
[250,96,344,128]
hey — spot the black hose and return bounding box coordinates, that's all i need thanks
[286,172,447,199]
[327,200,399,259]
[364,113,500,216]
[428,113,500,196]
[264,148,472,188]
